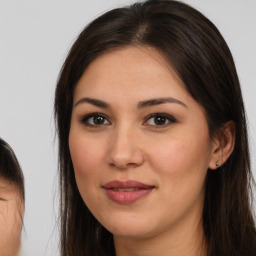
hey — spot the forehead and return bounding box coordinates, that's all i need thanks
[0,179,23,201]
[73,46,189,103]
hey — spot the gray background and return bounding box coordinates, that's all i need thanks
[0,0,255,255]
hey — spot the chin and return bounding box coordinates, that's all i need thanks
[100,215,156,239]
[110,227,152,239]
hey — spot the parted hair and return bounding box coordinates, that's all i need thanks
[54,0,256,255]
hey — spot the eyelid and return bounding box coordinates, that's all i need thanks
[143,113,177,127]
[79,112,176,128]
[80,112,111,126]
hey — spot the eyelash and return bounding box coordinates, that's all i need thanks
[80,113,111,127]
[143,113,177,128]
[80,112,177,128]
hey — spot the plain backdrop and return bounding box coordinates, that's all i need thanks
[0,0,255,255]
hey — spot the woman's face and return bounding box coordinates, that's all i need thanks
[69,47,217,240]
[0,180,23,256]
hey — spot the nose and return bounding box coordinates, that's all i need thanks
[107,126,145,169]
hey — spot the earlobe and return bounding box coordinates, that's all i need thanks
[208,121,235,170]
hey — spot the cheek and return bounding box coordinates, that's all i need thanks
[147,130,211,191]
[69,132,104,175]
[146,134,210,223]
[151,123,211,170]
[0,200,23,254]
[68,131,109,202]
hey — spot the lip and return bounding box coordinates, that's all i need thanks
[102,180,155,204]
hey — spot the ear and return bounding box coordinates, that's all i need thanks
[208,121,235,170]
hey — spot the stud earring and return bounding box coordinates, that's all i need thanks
[216,161,220,167]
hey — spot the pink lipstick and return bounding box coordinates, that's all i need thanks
[102,180,155,204]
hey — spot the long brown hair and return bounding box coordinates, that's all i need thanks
[54,1,256,255]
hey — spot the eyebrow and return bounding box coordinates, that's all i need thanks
[74,97,187,109]
[74,97,110,108]
[138,97,187,108]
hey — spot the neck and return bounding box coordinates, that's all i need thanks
[114,212,206,256]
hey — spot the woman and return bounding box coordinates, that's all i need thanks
[54,0,256,255]
[0,138,25,256]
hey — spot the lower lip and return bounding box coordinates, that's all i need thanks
[104,188,154,204]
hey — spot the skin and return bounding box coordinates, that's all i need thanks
[0,180,23,256]
[69,46,228,256]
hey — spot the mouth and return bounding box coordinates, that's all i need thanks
[102,180,155,204]
[111,188,144,192]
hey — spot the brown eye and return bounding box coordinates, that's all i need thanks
[144,113,176,127]
[81,113,110,127]
[154,116,168,125]
[93,116,105,125]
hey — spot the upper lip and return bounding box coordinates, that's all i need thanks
[102,180,155,189]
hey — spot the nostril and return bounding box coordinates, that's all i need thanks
[107,133,145,168]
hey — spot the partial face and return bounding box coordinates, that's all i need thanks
[69,47,216,240]
[0,180,24,256]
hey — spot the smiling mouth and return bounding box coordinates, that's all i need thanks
[102,180,155,204]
